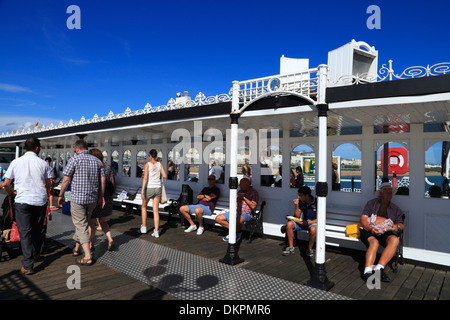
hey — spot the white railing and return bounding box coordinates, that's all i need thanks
[238,68,319,108]
[331,61,450,86]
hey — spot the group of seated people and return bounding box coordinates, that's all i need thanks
[179,174,258,242]
[175,174,404,283]
[281,181,404,283]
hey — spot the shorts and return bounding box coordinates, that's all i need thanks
[188,204,212,216]
[359,228,399,248]
[145,187,161,199]
[220,210,252,222]
[292,219,317,232]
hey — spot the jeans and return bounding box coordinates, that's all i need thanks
[14,203,47,270]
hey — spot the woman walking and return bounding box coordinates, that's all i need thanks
[139,149,167,237]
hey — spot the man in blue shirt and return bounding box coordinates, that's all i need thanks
[282,185,317,258]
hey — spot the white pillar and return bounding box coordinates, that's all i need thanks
[307,64,334,290]
[220,81,244,265]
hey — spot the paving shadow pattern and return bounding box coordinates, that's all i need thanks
[47,212,350,300]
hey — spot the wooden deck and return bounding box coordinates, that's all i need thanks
[1,198,449,301]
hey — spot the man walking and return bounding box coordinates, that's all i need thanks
[3,137,50,275]
[58,140,105,266]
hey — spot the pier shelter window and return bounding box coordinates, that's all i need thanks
[122,150,131,177]
[208,147,225,184]
[290,144,314,189]
[102,151,108,165]
[332,142,362,193]
[185,148,200,182]
[375,141,409,195]
[425,141,450,198]
[261,145,282,188]
[136,150,147,178]
[167,149,180,181]
[111,150,119,175]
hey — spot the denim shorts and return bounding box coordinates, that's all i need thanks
[293,219,317,231]
[188,204,212,216]
[221,210,252,222]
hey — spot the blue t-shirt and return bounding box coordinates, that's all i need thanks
[300,197,317,221]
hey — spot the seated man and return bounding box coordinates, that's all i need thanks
[215,177,259,242]
[282,186,317,258]
[360,182,404,283]
[179,174,220,235]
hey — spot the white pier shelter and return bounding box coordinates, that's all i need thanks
[1,40,450,271]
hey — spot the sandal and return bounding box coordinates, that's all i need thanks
[107,241,115,251]
[76,256,94,266]
[72,248,82,256]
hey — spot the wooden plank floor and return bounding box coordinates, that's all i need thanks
[1,202,449,300]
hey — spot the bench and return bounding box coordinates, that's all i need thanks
[114,186,266,243]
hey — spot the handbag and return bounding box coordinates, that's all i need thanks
[8,197,20,242]
[161,184,168,204]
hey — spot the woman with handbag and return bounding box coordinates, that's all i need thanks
[139,149,167,237]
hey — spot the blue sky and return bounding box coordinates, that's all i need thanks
[0,0,449,133]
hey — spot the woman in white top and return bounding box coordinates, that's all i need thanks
[139,149,167,237]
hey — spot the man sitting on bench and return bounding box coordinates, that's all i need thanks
[282,186,317,258]
[360,182,404,283]
[215,177,259,242]
[179,174,220,235]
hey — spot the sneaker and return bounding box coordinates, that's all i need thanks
[196,227,204,235]
[138,226,147,234]
[21,266,35,275]
[306,249,314,258]
[152,230,159,238]
[380,268,391,283]
[282,247,295,256]
[184,225,197,233]
[222,234,241,242]
[362,270,374,282]
[49,206,58,210]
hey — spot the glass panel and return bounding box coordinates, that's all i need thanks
[102,151,108,165]
[184,148,199,182]
[136,150,147,178]
[167,149,180,181]
[122,150,131,176]
[290,144,314,189]
[208,147,225,184]
[111,150,119,175]
[332,143,362,192]
[375,142,409,194]
[425,141,450,198]
[261,145,282,188]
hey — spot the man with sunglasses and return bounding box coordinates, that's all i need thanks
[179,174,220,235]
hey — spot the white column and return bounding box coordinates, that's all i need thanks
[228,81,240,244]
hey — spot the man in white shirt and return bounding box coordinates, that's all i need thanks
[4,137,50,275]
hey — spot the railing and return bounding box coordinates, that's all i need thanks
[238,68,319,108]
[331,61,450,86]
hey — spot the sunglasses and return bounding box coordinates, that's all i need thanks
[208,178,215,180]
